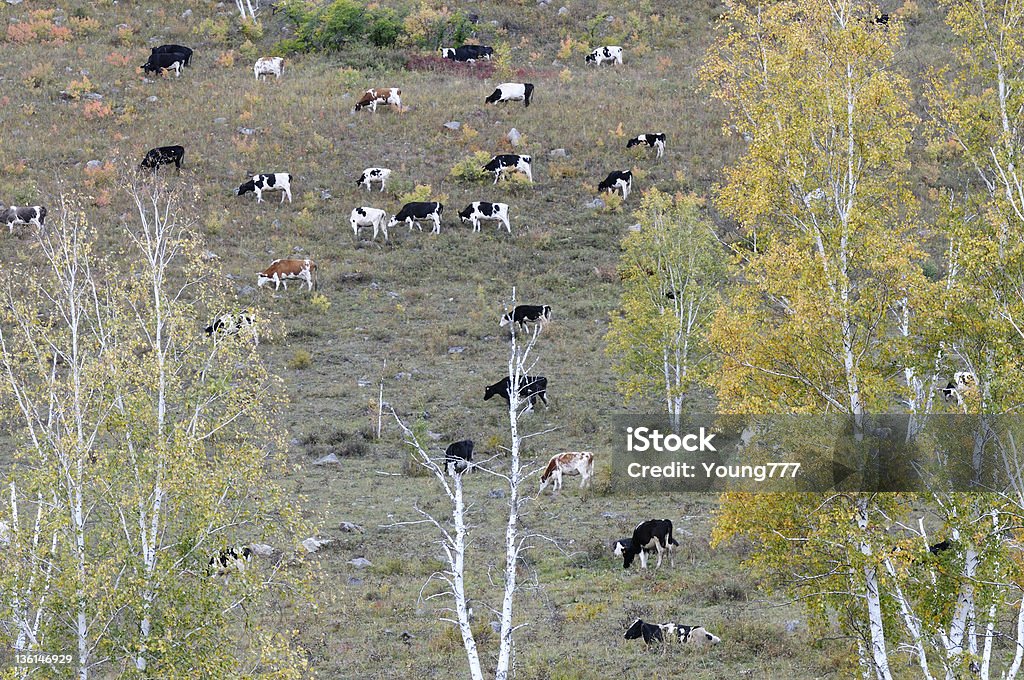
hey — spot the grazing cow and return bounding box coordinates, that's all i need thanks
[484,375,548,411]
[458,201,510,233]
[482,155,533,184]
[209,546,253,576]
[500,305,551,330]
[613,538,660,560]
[485,82,534,108]
[356,167,391,192]
[140,145,185,172]
[627,133,666,158]
[930,539,952,555]
[622,519,678,569]
[142,51,188,76]
[441,44,494,61]
[875,12,890,24]
[352,87,402,113]
[941,371,977,405]
[350,207,389,240]
[256,258,317,291]
[204,312,257,345]
[445,440,474,476]
[151,44,193,66]
[598,170,632,200]
[0,204,46,234]
[624,619,721,646]
[585,45,623,65]
[539,451,594,494]
[388,202,443,234]
[254,56,284,80]
[236,173,292,204]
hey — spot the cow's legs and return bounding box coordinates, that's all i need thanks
[638,550,648,570]
[654,541,664,569]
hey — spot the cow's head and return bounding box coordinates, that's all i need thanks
[483,383,500,401]
[499,312,512,327]
[585,52,597,64]
[458,205,475,222]
[626,138,641,148]
[236,180,256,196]
[440,48,455,59]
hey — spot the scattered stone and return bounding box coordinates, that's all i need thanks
[548,148,568,158]
[490,621,501,633]
[606,15,615,22]
[249,543,274,556]
[271,219,282,230]
[507,127,522,146]
[320,189,332,200]
[313,453,341,465]
[426,431,443,441]
[347,576,364,586]
[558,6,569,15]
[146,95,158,103]
[292,245,305,253]
[237,127,256,136]
[785,620,801,634]
[448,346,466,354]
[339,521,364,533]
[396,372,413,380]
[84,92,102,101]
[181,8,192,18]
[443,121,462,131]
[237,285,256,296]
[302,536,332,553]
[5,0,24,5]
[585,198,606,210]
[0,520,10,546]
[200,249,220,261]
[348,556,372,569]
[627,223,642,232]
[488,489,506,499]
[213,117,227,124]
[85,160,103,170]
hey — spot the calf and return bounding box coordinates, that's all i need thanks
[0,204,46,234]
[254,56,284,80]
[622,519,678,569]
[356,167,391,192]
[624,619,721,646]
[441,44,494,61]
[598,170,632,200]
[458,201,510,233]
[209,546,253,576]
[140,145,185,172]
[151,44,193,66]
[236,173,292,204]
[539,451,593,493]
[485,82,534,108]
[445,440,474,476]
[482,155,533,184]
[484,375,548,411]
[585,45,623,66]
[256,258,317,291]
[142,51,188,77]
[388,202,443,234]
[204,312,257,345]
[350,207,389,240]
[352,87,402,113]
[500,304,551,330]
[627,133,666,158]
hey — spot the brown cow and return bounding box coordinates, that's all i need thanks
[256,258,317,291]
[539,451,594,493]
[352,87,402,113]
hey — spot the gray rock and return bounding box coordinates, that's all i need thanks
[548,148,568,158]
[86,160,103,170]
[585,198,606,210]
[627,223,642,232]
[507,128,522,146]
[249,542,274,556]
[426,431,443,441]
[785,620,801,634]
[237,127,256,135]
[237,285,257,296]
[448,346,466,354]
[146,95,158,103]
[84,92,102,100]
[213,117,227,124]
[271,219,281,230]
[347,576,364,586]
[606,15,615,22]
[313,453,341,465]
[348,557,372,569]
[339,521,364,533]
[302,536,332,553]
[181,8,192,18]
[200,249,220,261]
[443,121,462,131]
[320,189,332,200]
[488,489,506,499]
[558,6,569,15]
[5,0,24,5]
[490,621,501,633]
[292,246,305,253]
[396,372,413,380]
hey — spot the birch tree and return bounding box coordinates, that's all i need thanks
[605,190,724,425]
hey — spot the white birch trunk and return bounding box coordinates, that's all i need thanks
[856,499,892,680]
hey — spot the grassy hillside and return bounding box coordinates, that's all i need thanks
[0,0,950,676]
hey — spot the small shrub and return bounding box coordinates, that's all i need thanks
[492,41,514,81]
[64,76,94,100]
[598,191,624,213]
[922,260,940,281]
[547,162,582,180]
[239,17,264,41]
[368,9,403,47]
[70,16,102,36]
[558,67,572,84]
[199,17,232,44]
[216,50,237,68]
[81,100,113,120]
[83,161,116,186]
[565,602,606,623]
[449,151,492,184]
[310,293,331,313]
[23,63,54,89]
[398,184,447,205]
[287,349,312,370]
[239,39,259,61]
[105,51,133,67]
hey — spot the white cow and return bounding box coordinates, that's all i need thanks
[350,207,389,240]
[254,56,284,80]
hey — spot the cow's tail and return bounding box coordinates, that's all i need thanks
[523,83,534,108]
[540,456,557,482]
[666,521,679,546]
[312,261,319,291]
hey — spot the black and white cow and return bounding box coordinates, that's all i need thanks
[598,170,632,200]
[482,155,533,184]
[209,546,253,576]
[142,51,188,76]
[388,202,443,234]
[445,440,474,476]
[585,45,623,65]
[151,44,193,66]
[204,312,257,345]
[500,305,551,330]
[485,82,534,108]
[624,619,721,646]
[622,519,678,569]
[356,167,391,192]
[484,375,548,411]
[236,173,292,203]
[458,202,510,233]
[941,371,977,405]
[254,56,284,80]
[350,207,389,240]
[140,145,185,172]
[0,204,46,234]
[627,133,666,158]
[441,44,494,61]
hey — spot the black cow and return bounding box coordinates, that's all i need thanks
[484,376,548,410]
[441,45,494,62]
[626,133,666,158]
[622,519,678,569]
[598,170,633,200]
[485,82,534,108]
[445,440,474,476]
[929,539,952,555]
[387,202,444,234]
[151,44,193,66]
[875,12,890,25]
[204,312,257,345]
[142,51,188,76]
[482,154,533,184]
[0,205,46,234]
[209,546,253,575]
[140,145,185,172]
[624,619,721,646]
[500,305,551,330]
